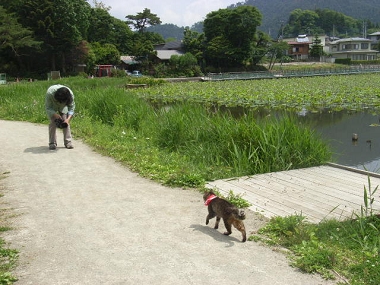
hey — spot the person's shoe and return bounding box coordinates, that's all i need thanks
[49,143,57,150]
[65,142,74,149]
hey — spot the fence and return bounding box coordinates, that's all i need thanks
[204,65,380,81]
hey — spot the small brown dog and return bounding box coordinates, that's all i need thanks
[203,191,247,242]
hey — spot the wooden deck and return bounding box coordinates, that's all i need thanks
[205,163,380,223]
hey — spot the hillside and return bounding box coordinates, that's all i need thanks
[151,0,380,40]
[234,0,380,37]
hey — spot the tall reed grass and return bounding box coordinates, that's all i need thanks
[0,77,332,186]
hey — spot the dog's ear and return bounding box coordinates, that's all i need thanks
[203,191,210,201]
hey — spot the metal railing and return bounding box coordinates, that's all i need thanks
[204,65,380,81]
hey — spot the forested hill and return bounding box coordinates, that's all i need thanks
[233,0,380,37]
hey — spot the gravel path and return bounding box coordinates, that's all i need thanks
[0,120,337,285]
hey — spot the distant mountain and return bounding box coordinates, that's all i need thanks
[151,0,380,40]
[147,24,185,41]
[147,22,204,41]
[232,0,380,38]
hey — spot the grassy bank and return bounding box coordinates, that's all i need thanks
[0,77,331,187]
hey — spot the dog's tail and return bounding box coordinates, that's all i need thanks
[227,207,246,220]
[238,209,246,220]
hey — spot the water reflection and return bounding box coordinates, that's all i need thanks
[299,109,380,173]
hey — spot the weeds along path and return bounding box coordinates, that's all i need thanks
[0,120,336,285]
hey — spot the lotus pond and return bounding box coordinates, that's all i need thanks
[130,73,380,172]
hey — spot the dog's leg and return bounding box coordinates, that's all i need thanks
[233,221,247,242]
[222,218,232,235]
[206,205,217,225]
[206,211,216,225]
[214,216,221,229]
[206,214,211,225]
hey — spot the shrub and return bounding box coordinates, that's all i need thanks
[335,58,351,65]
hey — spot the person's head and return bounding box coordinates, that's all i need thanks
[54,87,73,105]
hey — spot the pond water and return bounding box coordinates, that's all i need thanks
[297,109,380,173]
[220,106,380,173]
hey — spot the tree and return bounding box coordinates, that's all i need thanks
[91,42,120,65]
[252,31,273,65]
[65,40,94,74]
[0,6,41,56]
[92,0,111,11]
[88,8,133,54]
[203,6,262,69]
[183,28,205,65]
[284,8,363,38]
[111,18,133,54]
[0,6,41,74]
[309,35,324,59]
[126,8,161,33]
[267,40,289,70]
[314,9,360,37]
[128,31,163,58]
[15,0,91,71]
[284,9,319,36]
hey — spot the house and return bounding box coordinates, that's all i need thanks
[120,56,139,71]
[285,35,312,60]
[153,41,184,63]
[154,41,183,51]
[368,32,380,44]
[155,50,184,62]
[282,35,336,60]
[94,65,114,77]
[328,38,379,60]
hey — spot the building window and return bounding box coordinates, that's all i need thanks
[352,54,369,60]
[368,55,375,60]
[361,43,369,49]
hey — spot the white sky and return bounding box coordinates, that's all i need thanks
[92,0,238,27]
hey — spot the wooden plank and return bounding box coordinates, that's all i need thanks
[206,180,293,217]
[206,165,380,223]
[249,171,360,205]
[266,169,365,198]
[208,178,342,222]
[238,175,357,214]
[276,167,366,192]
[297,166,378,189]
[263,171,364,202]
[229,176,354,221]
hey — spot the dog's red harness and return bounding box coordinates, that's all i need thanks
[204,194,217,206]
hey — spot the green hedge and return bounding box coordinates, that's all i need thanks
[335,58,351,65]
[335,58,380,65]
[351,59,380,65]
